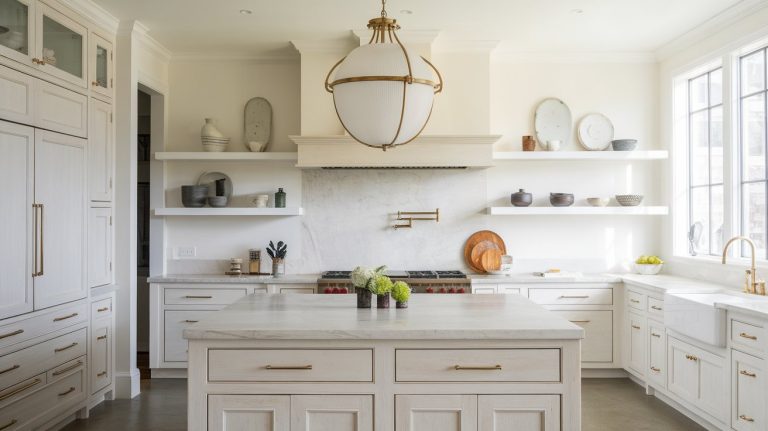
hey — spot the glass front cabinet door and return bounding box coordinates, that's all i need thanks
[89,33,112,98]
[0,0,35,65]
[35,2,87,87]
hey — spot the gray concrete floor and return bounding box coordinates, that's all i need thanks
[63,378,705,430]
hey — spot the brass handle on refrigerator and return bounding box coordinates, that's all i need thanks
[39,203,44,276]
[32,203,39,276]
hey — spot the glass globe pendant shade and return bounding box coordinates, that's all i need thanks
[325,7,443,151]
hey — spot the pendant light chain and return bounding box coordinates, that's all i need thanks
[381,0,387,17]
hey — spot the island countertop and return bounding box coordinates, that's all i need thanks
[183,293,584,341]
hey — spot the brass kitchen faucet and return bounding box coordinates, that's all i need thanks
[722,236,766,295]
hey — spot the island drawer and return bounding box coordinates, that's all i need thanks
[207,349,373,382]
[395,348,561,382]
[731,319,764,352]
[529,288,613,305]
[164,288,248,305]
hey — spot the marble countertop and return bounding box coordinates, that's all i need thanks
[621,274,736,294]
[469,273,622,284]
[147,274,320,284]
[183,294,584,341]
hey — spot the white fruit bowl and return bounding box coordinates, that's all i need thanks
[635,263,663,275]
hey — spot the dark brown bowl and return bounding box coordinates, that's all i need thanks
[550,193,574,207]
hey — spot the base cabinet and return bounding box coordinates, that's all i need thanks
[647,319,666,387]
[396,395,476,431]
[667,336,727,423]
[208,395,372,431]
[626,312,646,376]
[732,350,765,430]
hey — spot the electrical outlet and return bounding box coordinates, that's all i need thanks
[176,246,196,258]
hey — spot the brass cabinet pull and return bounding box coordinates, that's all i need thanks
[632,325,641,330]
[265,365,313,370]
[0,365,20,375]
[97,371,107,378]
[184,320,199,323]
[740,332,758,340]
[32,203,39,276]
[53,312,78,322]
[740,370,757,378]
[739,415,755,422]
[54,342,78,353]
[52,360,84,376]
[559,295,589,299]
[0,378,42,400]
[0,329,23,340]
[685,354,698,361]
[38,203,44,275]
[630,299,640,303]
[454,364,502,371]
[57,387,76,397]
[97,307,109,312]
[651,306,663,311]
[650,366,661,372]
[97,335,108,341]
[0,419,17,431]
[184,295,213,299]
[651,333,661,338]
[569,320,591,323]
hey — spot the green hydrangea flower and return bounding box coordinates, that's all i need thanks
[392,281,411,302]
[371,275,393,295]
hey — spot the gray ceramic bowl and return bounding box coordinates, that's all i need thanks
[615,194,644,206]
[612,139,638,151]
[181,185,208,208]
[550,193,574,207]
[208,196,228,208]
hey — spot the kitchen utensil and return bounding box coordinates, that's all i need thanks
[612,139,637,151]
[615,194,643,206]
[578,113,614,151]
[197,172,233,199]
[510,189,532,207]
[587,197,610,207]
[207,196,228,207]
[480,248,503,272]
[534,98,572,149]
[470,240,500,272]
[550,193,574,207]
[464,230,507,272]
[181,185,208,208]
[244,97,272,152]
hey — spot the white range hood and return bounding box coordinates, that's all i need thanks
[290,135,500,169]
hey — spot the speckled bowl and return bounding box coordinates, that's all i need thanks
[612,139,638,151]
[615,194,644,206]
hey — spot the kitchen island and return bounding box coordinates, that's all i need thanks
[185,294,583,431]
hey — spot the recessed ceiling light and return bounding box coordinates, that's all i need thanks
[400,9,413,15]
[570,8,584,14]
[239,9,252,15]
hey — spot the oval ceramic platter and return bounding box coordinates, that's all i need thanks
[578,113,614,151]
[197,171,233,199]
[244,97,272,152]
[534,98,572,148]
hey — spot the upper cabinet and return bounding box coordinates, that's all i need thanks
[89,32,112,99]
[0,0,88,88]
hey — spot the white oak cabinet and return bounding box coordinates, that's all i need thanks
[88,98,113,201]
[667,336,727,423]
[292,395,373,431]
[477,395,560,431]
[396,395,477,431]
[87,206,112,287]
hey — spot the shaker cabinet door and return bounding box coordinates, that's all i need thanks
[478,395,560,431]
[88,98,113,202]
[291,395,373,431]
[89,33,112,99]
[626,312,646,376]
[396,395,477,431]
[87,206,112,288]
[35,2,88,87]
[208,395,290,431]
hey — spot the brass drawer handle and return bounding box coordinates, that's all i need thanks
[54,342,78,353]
[630,299,640,303]
[57,387,76,397]
[740,332,758,340]
[184,320,199,323]
[97,371,107,378]
[650,366,661,372]
[651,333,661,338]
[454,364,502,371]
[632,325,641,330]
[685,354,698,361]
[0,365,20,375]
[97,307,110,312]
[740,370,757,378]
[0,419,17,431]
[184,295,213,299]
[739,415,755,422]
[651,306,663,311]
[265,365,313,370]
[559,295,589,299]
[52,360,84,376]
[53,312,78,322]
[0,329,24,340]
[569,320,591,323]
[97,335,108,341]
[0,378,42,401]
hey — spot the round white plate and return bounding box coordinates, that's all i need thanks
[578,113,614,151]
[534,98,572,148]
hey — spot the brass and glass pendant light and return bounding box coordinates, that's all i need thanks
[325,0,443,151]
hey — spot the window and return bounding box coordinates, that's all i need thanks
[740,48,768,259]
[688,68,724,256]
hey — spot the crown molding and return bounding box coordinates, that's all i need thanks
[170,52,299,63]
[655,0,768,61]
[60,0,118,33]
[491,50,657,64]
[433,40,499,53]
[290,39,355,55]
[351,29,441,46]
[136,30,172,63]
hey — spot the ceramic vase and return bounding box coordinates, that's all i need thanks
[275,188,286,208]
[522,135,536,151]
[271,258,285,277]
[396,301,408,309]
[201,118,225,138]
[377,294,390,309]
[510,189,532,207]
[181,185,208,208]
[356,288,372,309]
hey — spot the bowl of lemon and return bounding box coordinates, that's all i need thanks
[635,255,664,275]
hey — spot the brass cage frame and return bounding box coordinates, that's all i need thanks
[324,4,443,151]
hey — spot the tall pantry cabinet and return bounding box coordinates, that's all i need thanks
[0,0,116,428]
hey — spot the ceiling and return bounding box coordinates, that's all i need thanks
[93,0,749,57]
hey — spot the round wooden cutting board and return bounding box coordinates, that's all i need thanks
[464,230,507,273]
[469,240,499,272]
[480,248,503,272]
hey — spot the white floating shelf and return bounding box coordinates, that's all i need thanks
[492,151,668,161]
[154,152,298,162]
[488,206,669,216]
[153,207,304,216]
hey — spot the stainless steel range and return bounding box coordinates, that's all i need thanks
[317,270,470,294]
